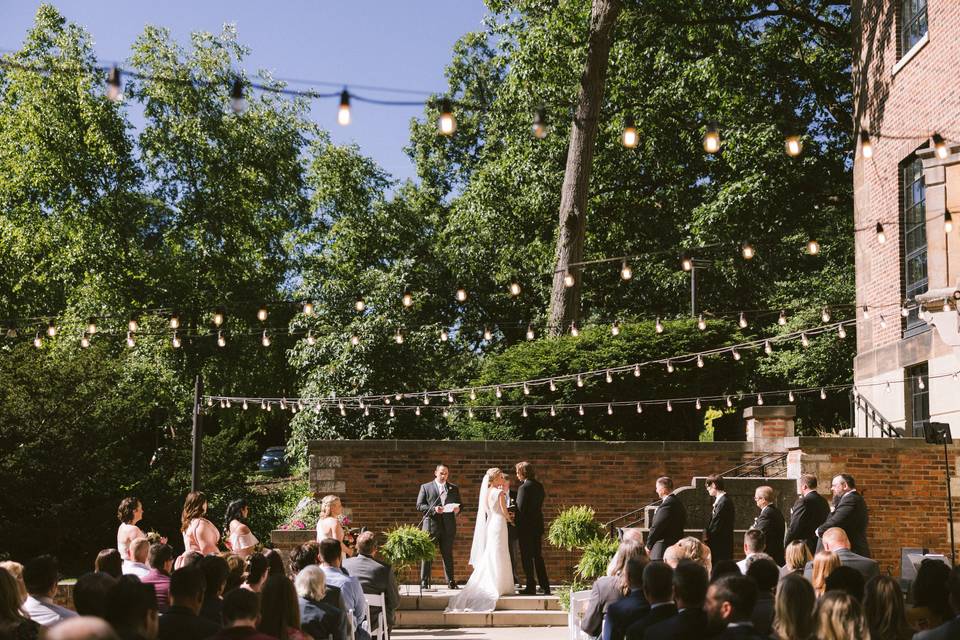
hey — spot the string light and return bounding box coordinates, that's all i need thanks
[862,305,870,320]
[442,407,448,417]
[394,328,404,344]
[778,310,787,326]
[837,325,847,338]
[483,326,493,341]
[46,321,57,337]
[655,317,664,334]
[416,406,423,416]
[423,393,430,405]
[496,386,503,398]
[80,334,90,348]
[681,255,693,272]
[788,391,795,402]
[697,354,704,368]
[172,333,181,348]
[633,364,640,377]
[741,241,755,260]
[33,332,42,348]
[757,393,764,405]
[169,314,180,330]
[532,107,547,139]
[945,298,952,313]
[549,379,557,391]
[570,322,580,337]
[666,360,675,373]
[438,98,456,135]
[563,271,576,288]
[550,405,556,417]
[879,314,887,329]
[607,403,613,415]
[455,287,468,303]
[576,375,584,388]
[820,388,827,399]
[524,382,531,395]
[402,291,414,308]
[666,400,673,412]
[875,223,886,244]
[302,302,315,316]
[801,333,810,347]
[127,316,139,332]
[509,282,522,297]
[354,297,366,312]
[447,392,454,403]
[522,405,529,417]
[605,370,613,383]
[703,122,720,153]
[338,90,351,126]
[732,348,741,361]
[764,340,773,354]
[306,330,316,346]
[469,389,477,401]
[785,135,802,157]
[467,407,472,418]
[230,77,246,114]
[106,66,122,102]
[261,331,271,347]
[859,131,873,159]
[611,321,621,336]
[622,115,638,148]
[242,400,248,410]
[726,396,733,407]
[901,305,910,317]
[217,331,226,347]
[350,334,360,346]
[697,314,706,331]
[695,398,701,410]
[821,307,831,322]
[933,133,948,160]
[439,328,449,342]
[126,331,135,348]
[620,261,633,280]
[636,402,643,413]
[390,407,396,417]
[738,312,748,329]
[257,306,268,322]
[86,318,98,335]
[578,405,584,416]
[495,407,501,418]
[918,378,925,390]
[807,239,820,255]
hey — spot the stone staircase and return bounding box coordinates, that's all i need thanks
[395,586,566,628]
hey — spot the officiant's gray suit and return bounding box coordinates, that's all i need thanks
[417,480,462,586]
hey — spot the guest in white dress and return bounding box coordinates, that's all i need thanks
[316,495,354,561]
[224,499,259,559]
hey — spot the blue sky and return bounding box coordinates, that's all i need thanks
[0,1,490,182]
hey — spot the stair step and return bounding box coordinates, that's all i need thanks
[395,609,568,628]
[399,593,560,611]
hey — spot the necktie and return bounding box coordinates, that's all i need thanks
[440,484,447,505]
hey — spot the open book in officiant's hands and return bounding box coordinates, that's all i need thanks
[442,503,460,513]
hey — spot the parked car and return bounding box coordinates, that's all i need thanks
[258,446,288,475]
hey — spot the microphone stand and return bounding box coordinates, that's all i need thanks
[418,488,445,595]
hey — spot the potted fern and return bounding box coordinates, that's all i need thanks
[381,525,436,594]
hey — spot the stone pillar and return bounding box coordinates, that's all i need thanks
[744,405,796,452]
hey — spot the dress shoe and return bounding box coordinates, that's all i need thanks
[448,581,459,590]
[541,588,552,595]
[519,587,537,595]
[420,581,430,589]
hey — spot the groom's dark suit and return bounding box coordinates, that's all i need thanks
[417,479,462,586]
[516,477,550,593]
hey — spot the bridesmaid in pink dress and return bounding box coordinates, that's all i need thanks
[224,499,259,559]
[179,491,220,565]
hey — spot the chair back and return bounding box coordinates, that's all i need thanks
[569,589,595,640]
[364,592,389,640]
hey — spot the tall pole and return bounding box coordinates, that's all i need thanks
[945,439,956,565]
[690,264,697,317]
[191,375,203,492]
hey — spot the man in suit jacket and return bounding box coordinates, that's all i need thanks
[625,562,677,640]
[803,527,879,584]
[785,473,830,555]
[816,473,870,557]
[704,474,735,563]
[751,486,785,566]
[703,575,766,640]
[343,532,400,630]
[602,558,651,640]
[644,560,708,640]
[516,461,550,595]
[915,566,960,639]
[416,464,462,588]
[506,474,521,586]
[646,477,686,561]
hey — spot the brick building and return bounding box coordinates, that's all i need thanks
[853,0,960,436]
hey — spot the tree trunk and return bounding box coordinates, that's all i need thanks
[547,0,622,335]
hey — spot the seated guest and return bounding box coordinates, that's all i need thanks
[295,565,345,640]
[780,540,812,580]
[745,557,778,635]
[825,566,865,602]
[262,549,285,578]
[736,529,766,575]
[0,562,27,605]
[259,575,311,640]
[814,590,868,640]
[0,566,42,640]
[158,567,220,640]
[319,538,369,640]
[811,551,840,598]
[804,527,878,584]
[343,531,401,630]
[914,565,960,640]
[206,588,274,640]
[123,538,151,578]
[288,542,320,576]
[47,616,119,640]
[199,554,229,626]
[74,571,117,618]
[751,486,785,566]
[772,573,815,640]
[908,558,952,632]
[710,560,741,582]
[22,555,77,627]
[221,553,245,593]
[601,558,650,640]
[664,536,712,576]
[141,544,174,613]
[94,550,123,579]
[178,552,203,569]
[703,574,765,639]
[582,540,650,638]
[863,575,913,640]
[624,562,677,640]
[104,575,159,640]
[644,560,708,640]
[242,553,270,593]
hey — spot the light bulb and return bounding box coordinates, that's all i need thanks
[785,135,802,157]
[526,324,535,341]
[423,394,430,405]
[788,391,795,402]
[394,329,404,344]
[703,122,720,153]
[739,312,748,328]
[483,326,493,341]
[946,211,954,233]
[620,261,633,280]
[860,131,873,159]
[807,239,820,255]
[261,331,271,347]
[726,396,733,407]
[390,407,396,417]
[455,287,468,303]
[532,107,547,139]
[697,355,704,368]
[496,386,502,398]
[732,349,741,361]
[605,370,613,383]
[655,317,664,334]
[448,392,454,403]
[354,297,365,312]
[822,307,831,322]
[438,98,456,135]
[439,328,449,342]
[778,310,787,326]
[695,398,702,410]
[230,77,247,115]
[523,405,529,417]
[495,407,501,418]
[697,314,706,330]
[86,318,98,334]
[243,400,248,410]
[303,301,315,316]
[918,378,925,390]
[442,407,448,417]
[217,331,226,347]
[578,405,584,416]
[257,306,268,322]
[570,323,579,337]
[106,66,123,102]
[172,333,181,348]
[46,321,57,337]
[611,321,621,336]
[338,90,351,126]
[636,402,643,414]
[666,400,673,412]
[576,375,584,388]
[266,403,272,412]
[549,379,557,391]
[838,325,847,339]
[468,389,477,401]
[876,223,886,244]
[402,291,414,307]
[757,393,764,406]
[550,405,556,417]
[364,406,370,416]
[306,330,316,346]
[350,334,360,346]
[741,241,755,260]
[801,333,810,348]
[633,364,640,377]
[126,331,135,348]
[622,116,638,148]
[607,404,613,415]
[212,309,224,326]
[128,317,138,332]
[80,335,90,349]
[820,388,827,399]
[666,360,675,373]
[862,305,870,320]
[467,407,473,418]
[681,255,693,272]
[933,133,948,160]
[509,282,522,297]
[564,271,575,288]
[764,340,773,354]
[169,314,180,329]
[901,305,910,318]
[524,382,531,395]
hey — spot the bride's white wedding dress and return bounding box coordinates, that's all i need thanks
[446,480,515,612]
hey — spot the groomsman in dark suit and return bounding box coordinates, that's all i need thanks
[416,464,461,588]
[752,486,785,566]
[516,461,550,595]
[785,473,830,555]
[704,474,735,563]
[816,473,870,558]
[646,476,686,561]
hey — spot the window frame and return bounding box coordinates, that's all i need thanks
[905,362,930,438]
[900,0,929,58]
[901,154,928,337]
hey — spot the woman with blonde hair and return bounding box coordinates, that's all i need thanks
[666,536,712,575]
[773,573,816,639]
[316,495,354,560]
[581,539,649,637]
[781,540,813,579]
[0,567,40,639]
[811,550,841,597]
[180,491,220,563]
[863,575,913,640]
[0,562,26,605]
[815,591,870,640]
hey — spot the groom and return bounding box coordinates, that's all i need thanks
[515,461,550,595]
[416,464,461,589]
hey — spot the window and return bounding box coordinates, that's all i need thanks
[906,363,929,437]
[902,155,927,335]
[901,0,928,55]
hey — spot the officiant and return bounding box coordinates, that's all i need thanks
[416,464,462,589]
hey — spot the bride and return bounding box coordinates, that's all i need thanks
[446,467,515,612]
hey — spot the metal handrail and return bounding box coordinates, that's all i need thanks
[850,390,901,438]
[720,452,787,478]
[603,497,662,533]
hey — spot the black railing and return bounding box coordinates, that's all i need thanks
[604,497,662,537]
[721,452,788,478]
[850,390,902,438]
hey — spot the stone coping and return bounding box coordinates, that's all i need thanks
[307,439,755,453]
[784,436,956,451]
[742,405,797,419]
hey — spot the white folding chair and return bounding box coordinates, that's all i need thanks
[569,589,595,640]
[363,592,389,640]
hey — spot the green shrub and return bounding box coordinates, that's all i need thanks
[576,536,618,580]
[381,525,436,572]
[548,506,604,551]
